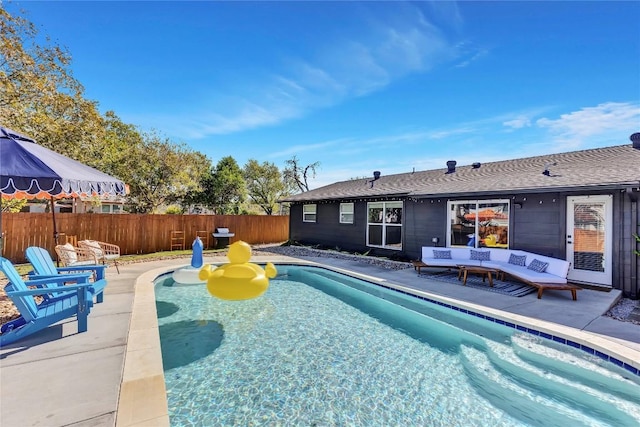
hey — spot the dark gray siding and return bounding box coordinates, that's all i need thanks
[288,190,639,296]
[509,193,566,259]
[403,199,448,261]
[289,202,366,252]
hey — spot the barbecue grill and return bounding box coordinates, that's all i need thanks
[212,227,235,249]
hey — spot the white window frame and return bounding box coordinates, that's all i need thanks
[302,204,317,223]
[339,202,354,224]
[366,201,403,250]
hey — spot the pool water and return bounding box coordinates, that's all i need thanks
[155,265,640,426]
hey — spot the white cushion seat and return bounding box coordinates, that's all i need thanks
[421,246,570,285]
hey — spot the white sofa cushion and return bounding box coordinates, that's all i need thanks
[421,246,570,284]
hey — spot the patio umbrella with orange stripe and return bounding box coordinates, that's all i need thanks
[463,209,497,222]
[0,126,126,253]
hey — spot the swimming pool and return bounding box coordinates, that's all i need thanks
[155,264,640,426]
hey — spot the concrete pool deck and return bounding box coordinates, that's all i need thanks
[0,253,638,426]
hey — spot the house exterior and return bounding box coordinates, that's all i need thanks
[282,143,640,298]
[22,195,126,214]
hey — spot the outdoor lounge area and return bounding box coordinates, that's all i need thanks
[419,246,582,300]
[0,247,639,426]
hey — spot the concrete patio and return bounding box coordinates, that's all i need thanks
[1,253,638,426]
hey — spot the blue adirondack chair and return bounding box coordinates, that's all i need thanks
[25,246,108,303]
[0,257,93,346]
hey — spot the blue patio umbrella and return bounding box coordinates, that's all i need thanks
[0,126,127,252]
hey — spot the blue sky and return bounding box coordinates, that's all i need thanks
[8,1,640,189]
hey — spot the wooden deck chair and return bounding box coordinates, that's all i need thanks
[0,257,93,346]
[78,240,121,274]
[171,231,185,250]
[26,246,108,304]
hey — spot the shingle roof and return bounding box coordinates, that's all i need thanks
[281,144,640,202]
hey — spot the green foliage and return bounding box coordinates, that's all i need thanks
[186,156,246,214]
[634,234,640,257]
[0,199,27,212]
[121,132,210,213]
[243,159,286,215]
[0,7,105,163]
[165,205,183,215]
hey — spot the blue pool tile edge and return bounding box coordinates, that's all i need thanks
[377,282,640,378]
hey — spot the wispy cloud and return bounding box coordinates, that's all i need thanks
[536,102,640,149]
[171,3,462,138]
[269,138,352,158]
[503,116,532,129]
[454,45,488,68]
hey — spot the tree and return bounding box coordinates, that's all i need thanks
[120,132,211,213]
[0,7,106,163]
[187,156,246,214]
[243,160,286,215]
[283,156,320,193]
[0,199,26,213]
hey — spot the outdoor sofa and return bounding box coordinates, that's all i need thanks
[419,246,580,300]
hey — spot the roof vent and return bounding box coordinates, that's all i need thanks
[542,161,557,176]
[630,132,640,150]
[368,171,381,188]
[472,162,481,169]
[445,160,456,174]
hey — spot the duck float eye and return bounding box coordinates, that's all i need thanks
[200,241,276,300]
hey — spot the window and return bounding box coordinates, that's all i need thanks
[367,201,402,250]
[99,204,124,214]
[339,203,354,224]
[303,204,317,222]
[448,199,510,249]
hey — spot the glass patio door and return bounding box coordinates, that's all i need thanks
[566,195,612,286]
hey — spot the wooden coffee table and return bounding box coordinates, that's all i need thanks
[457,265,499,287]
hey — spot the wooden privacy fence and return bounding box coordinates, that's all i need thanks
[1,213,290,263]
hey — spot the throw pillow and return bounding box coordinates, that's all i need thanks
[508,254,527,266]
[62,243,78,263]
[433,249,452,259]
[470,249,490,261]
[81,240,104,258]
[527,258,549,273]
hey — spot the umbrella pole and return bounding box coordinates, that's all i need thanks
[50,197,60,266]
[51,196,59,245]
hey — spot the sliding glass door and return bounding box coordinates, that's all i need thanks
[448,200,510,248]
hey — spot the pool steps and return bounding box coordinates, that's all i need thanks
[460,346,625,426]
[510,335,640,403]
[477,340,640,425]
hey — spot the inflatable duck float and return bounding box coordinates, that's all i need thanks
[199,240,277,300]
